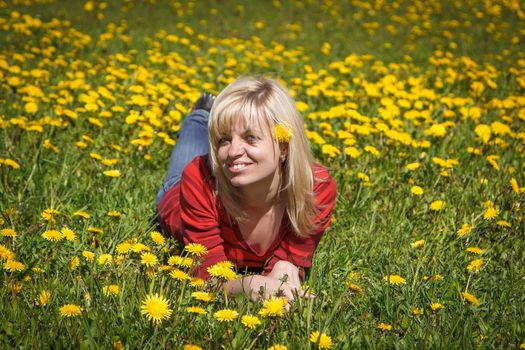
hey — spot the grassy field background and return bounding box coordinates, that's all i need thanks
[0,0,524,348]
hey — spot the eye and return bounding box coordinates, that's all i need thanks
[218,136,231,145]
[244,135,258,144]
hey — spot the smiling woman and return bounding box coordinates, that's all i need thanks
[156,76,336,302]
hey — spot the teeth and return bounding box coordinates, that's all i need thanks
[232,163,246,170]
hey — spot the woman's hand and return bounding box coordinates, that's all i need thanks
[224,261,314,303]
[267,260,301,290]
[268,261,315,301]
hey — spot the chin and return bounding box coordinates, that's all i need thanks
[229,177,247,187]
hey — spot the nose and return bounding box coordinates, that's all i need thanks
[227,137,245,158]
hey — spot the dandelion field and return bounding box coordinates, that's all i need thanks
[1,0,524,348]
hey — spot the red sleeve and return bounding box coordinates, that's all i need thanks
[264,165,336,278]
[179,156,227,279]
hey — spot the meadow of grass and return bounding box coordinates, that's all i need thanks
[0,0,524,348]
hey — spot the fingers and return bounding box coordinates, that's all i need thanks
[248,275,316,304]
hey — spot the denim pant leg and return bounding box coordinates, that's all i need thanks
[156,109,210,206]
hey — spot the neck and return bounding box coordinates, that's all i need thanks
[239,175,281,213]
[241,186,279,213]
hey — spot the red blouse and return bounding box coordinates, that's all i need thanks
[157,155,336,279]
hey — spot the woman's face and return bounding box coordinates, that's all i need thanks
[217,118,283,193]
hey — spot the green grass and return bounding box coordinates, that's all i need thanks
[1,0,524,348]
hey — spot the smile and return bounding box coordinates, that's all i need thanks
[228,162,252,172]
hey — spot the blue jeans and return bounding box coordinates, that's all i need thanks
[156,109,210,206]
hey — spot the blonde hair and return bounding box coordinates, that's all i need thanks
[208,76,318,237]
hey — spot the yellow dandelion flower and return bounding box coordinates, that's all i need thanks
[102,284,120,296]
[167,256,182,266]
[384,274,406,285]
[241,314,261,329]
[344,146,360,158]
[38,290,51,306]
[483,207,499,220]
[429,274,443,281]
[186,306,207,314]
[116,241,133,254]
[59,304,82,317]
[98,254,113,266]
[87,226,103,234]
[364,145,380,157]
[4,259,25,272]
[259,297,287,318]
[68,256,80,270]
[347,283,365,295]
[429,200,445,211]
[101,158,120,166]
[357,172,370,182]
[430,302,445,311]
[0,244,15,261]
[510,178,519,194]
[268,345,288,350]
[412,307,423,316]
[159,264,172,272]
[41,208,59,222]
[76,141,88,149]
[274,123,292,143]
[322,144,341,158]
[176,257,194,268]
[406,162,421,170]
[486,155,499,170]
[190,277,205,288]
[467,258,484,272]
[214,309,238,322]
[61,227,76,241]
[24,102,38,114]
[140,252,158,267]
[347,271,360,281]
[1,158,21,169]
[107,210,122,218]
[411,186,424,195]
[496,220,511,227]
[1,228,17,238]
[457,223,472,237]
[169,268,190,281]
[8,280,23,293]
[140,293,173,325]
[411,239,425,248]
[150,231,165,245]
[462,292,480,306]
[377,322,392,331]
[296,101,309,112]
[73,210,91,219]
[207,263,238,280]
[466,247,483,254]
[82,250,95,262]
[43,139,59,153]
[42,230,63,241]
[146,267,156,278]
[132,243,149,253]
[310,331,333,349]
[184,243,208,257]
[103,170,121,178]
[215,260,235,269]
[191,291,215,302]
[183,345,203,350]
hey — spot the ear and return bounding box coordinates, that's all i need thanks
[279,143,288,157]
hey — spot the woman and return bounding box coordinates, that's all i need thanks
[157,76,336,302]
